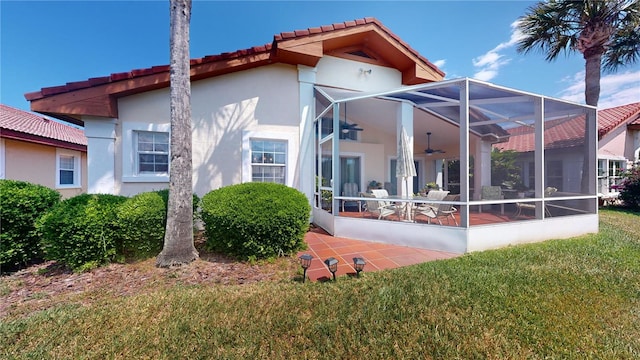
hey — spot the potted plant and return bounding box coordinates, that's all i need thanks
[426,182,439,190]
[367,180,382,192]
[316,176,333,211]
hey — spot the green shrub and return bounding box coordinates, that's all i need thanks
[37,194,127,271]
[117,191,167,259]
[0,180,61,270]
[117,189,201,260]
[619,164,640,210]
[201,182,310,260]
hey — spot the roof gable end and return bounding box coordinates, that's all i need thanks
[26,18,444,125]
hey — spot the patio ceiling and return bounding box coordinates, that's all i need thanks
[316,78,591,156]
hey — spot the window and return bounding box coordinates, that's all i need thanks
[608,160,625,190]
[56,149,81,188]
[546,160,563,190]
[122,122,170,182]
[251,139,286,184]
[242,130,296,186]
[136,131,169,174]
[597,158,626,193]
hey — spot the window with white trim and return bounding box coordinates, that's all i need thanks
[136,131,169,175]
[56,149,81,188]
[122,123,170,183]
[250,139,286,184]
[608,159,625,190]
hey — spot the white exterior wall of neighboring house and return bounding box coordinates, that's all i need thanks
[633,129,640,163]
[599,123,628,160]
[598,122,637,195]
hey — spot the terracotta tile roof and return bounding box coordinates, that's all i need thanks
[597,102,640,137]
[25,18,443,107]
[496,102,640,153]
[0,104,87,148]
[24,43,273,101]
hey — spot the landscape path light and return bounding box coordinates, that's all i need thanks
[324,257,339,281]
[353,257,366,278]
[298,254,313,283]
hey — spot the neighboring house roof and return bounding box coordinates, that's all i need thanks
[496,102,640,153]
[25,18,445,126]
[0,104,87,151]
[599,102,640,134]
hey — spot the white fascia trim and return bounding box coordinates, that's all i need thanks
[242,130,298,186]
[597,155,627,161]
[122,122,170,183]
[56,148,82,188]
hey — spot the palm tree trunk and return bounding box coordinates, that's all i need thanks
[156,0,198,267]
[584,51,602,106]
[580,50,602,194]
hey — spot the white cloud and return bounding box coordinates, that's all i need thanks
[558,70,640,108]
[474,69,499,82]
[432,59,446,68]
[472,20,524,81]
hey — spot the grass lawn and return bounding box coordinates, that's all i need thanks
[1,208,639,359]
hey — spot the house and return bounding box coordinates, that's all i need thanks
[24,18,597,253]
[496,102,640,203]
[596,102,640,197]
[0,104,87,198]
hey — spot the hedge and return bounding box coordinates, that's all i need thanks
[201,182,310,260]
[0,180,61,270]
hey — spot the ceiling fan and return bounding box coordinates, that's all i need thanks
[424,132,445,155]
[341,103,363,132]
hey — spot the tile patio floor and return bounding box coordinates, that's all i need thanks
[298,226,459,282]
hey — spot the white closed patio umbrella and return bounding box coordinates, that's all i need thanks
[396,127,417,220]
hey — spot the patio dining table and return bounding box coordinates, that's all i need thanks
[384,195,434,222]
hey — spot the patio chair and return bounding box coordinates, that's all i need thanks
[416,194,460,226]
[425,190,449,201]
[383,182,396,195]
[341,182,361,212]
[514,187,556,218]
[414,190,449,215]
[480,185,504,214]
[362,190,399,220]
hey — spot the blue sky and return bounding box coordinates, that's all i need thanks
[2,0,639,114]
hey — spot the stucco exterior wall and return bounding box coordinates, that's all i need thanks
[2,138,87,198]
[599,125,628,159]
[115,64,300,197]
[315,56,403,92]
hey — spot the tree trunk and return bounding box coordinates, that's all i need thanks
[583,51,602,107]
[156,0,198,267]
[580,50,602,194]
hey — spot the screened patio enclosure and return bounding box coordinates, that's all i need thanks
[312,78,598,254]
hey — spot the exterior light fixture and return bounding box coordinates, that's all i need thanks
[299,254,313,283]
[324,257,339,281]
[353,257,366,277]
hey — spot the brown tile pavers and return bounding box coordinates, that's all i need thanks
[298,226,459,282]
